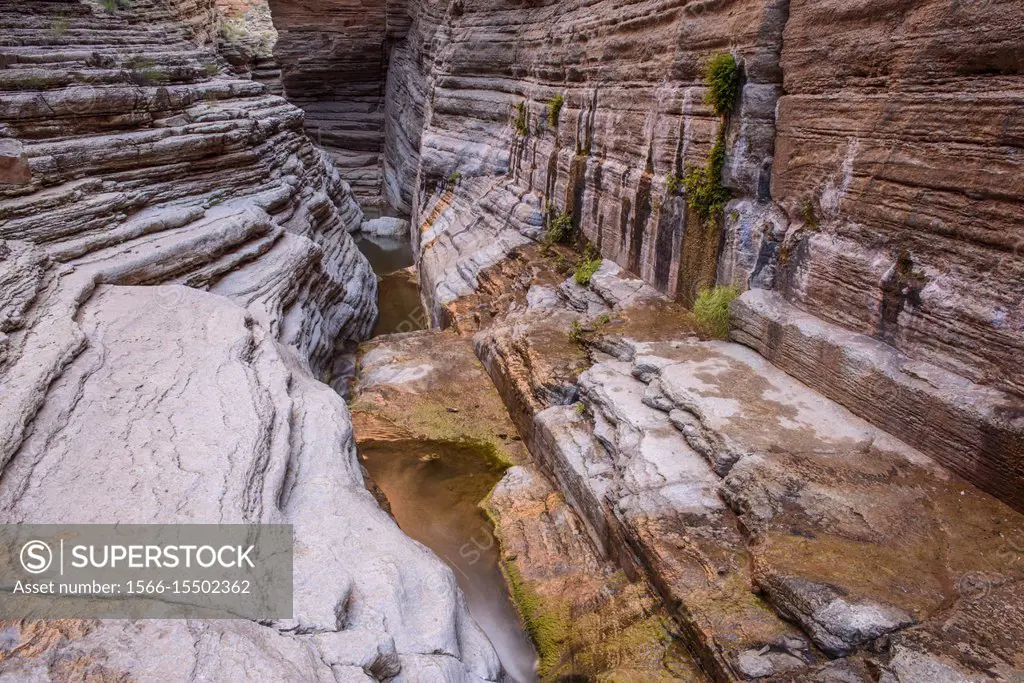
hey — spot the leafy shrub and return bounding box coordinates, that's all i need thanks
[681,135,730,227]
[568,319,584,344]
[203,62,220,76]
[574,255,602,286]
[703,53,740,117]
[447,171,462,184]
[514,101,528,136]
[545,211,573,245]
[547,93,564,127]
[693,285,740,339]
[666,171,681,195]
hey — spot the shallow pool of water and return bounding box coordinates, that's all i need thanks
[358,438,539,683]
[354,233,426,336]
[355,233,414,274]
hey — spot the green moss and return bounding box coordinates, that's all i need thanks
[574,255,602,286]
[692,285,740,339]
[681,133,730,227]
[546,93,564,128]
[447,170,462,184]
[98,0,129,12]
[505,560,568,676]
[405,402,516,468]
[703,52,740,117]
[514,101,528,136]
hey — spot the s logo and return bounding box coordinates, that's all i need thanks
[20,541,52,574]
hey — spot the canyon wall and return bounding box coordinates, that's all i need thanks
[0,0,501,678]
[267,0,413,209]
[267,0,1023,509]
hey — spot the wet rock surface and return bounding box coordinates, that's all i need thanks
[351,328,696,681]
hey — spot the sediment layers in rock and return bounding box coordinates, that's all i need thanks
[390,0,787,303]
[267,0,413,208]
[447,247,1024,681]
[348,0,1022,511]
[0,1,500,678]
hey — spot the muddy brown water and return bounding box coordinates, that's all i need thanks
[359,438,540,682]
[354,233,427,336]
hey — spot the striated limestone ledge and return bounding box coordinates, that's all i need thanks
[423,244,1024,681]
[732,289,1024,512]
[0,0,501,679]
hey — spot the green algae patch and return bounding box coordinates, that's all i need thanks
[504,559,570,677]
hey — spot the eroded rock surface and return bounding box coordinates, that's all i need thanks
[431,246,1024,681]
[351,328,696,680]
[0,1,501,679]
[266,0,1023,513]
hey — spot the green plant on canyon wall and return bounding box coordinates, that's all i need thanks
[574,254,602,286]
[666,171,681,194]
[678,52,740,224]
[703,52,740,117]
[545,210,573,244]
[514,101,528,136]
[693,285,740,339]
[547,93,564,127]
[681,134,730,227]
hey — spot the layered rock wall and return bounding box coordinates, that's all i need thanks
[264,0,1024,509]
[766,0,1024,398]
[267,0,413,208]
[0,0,501,678]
